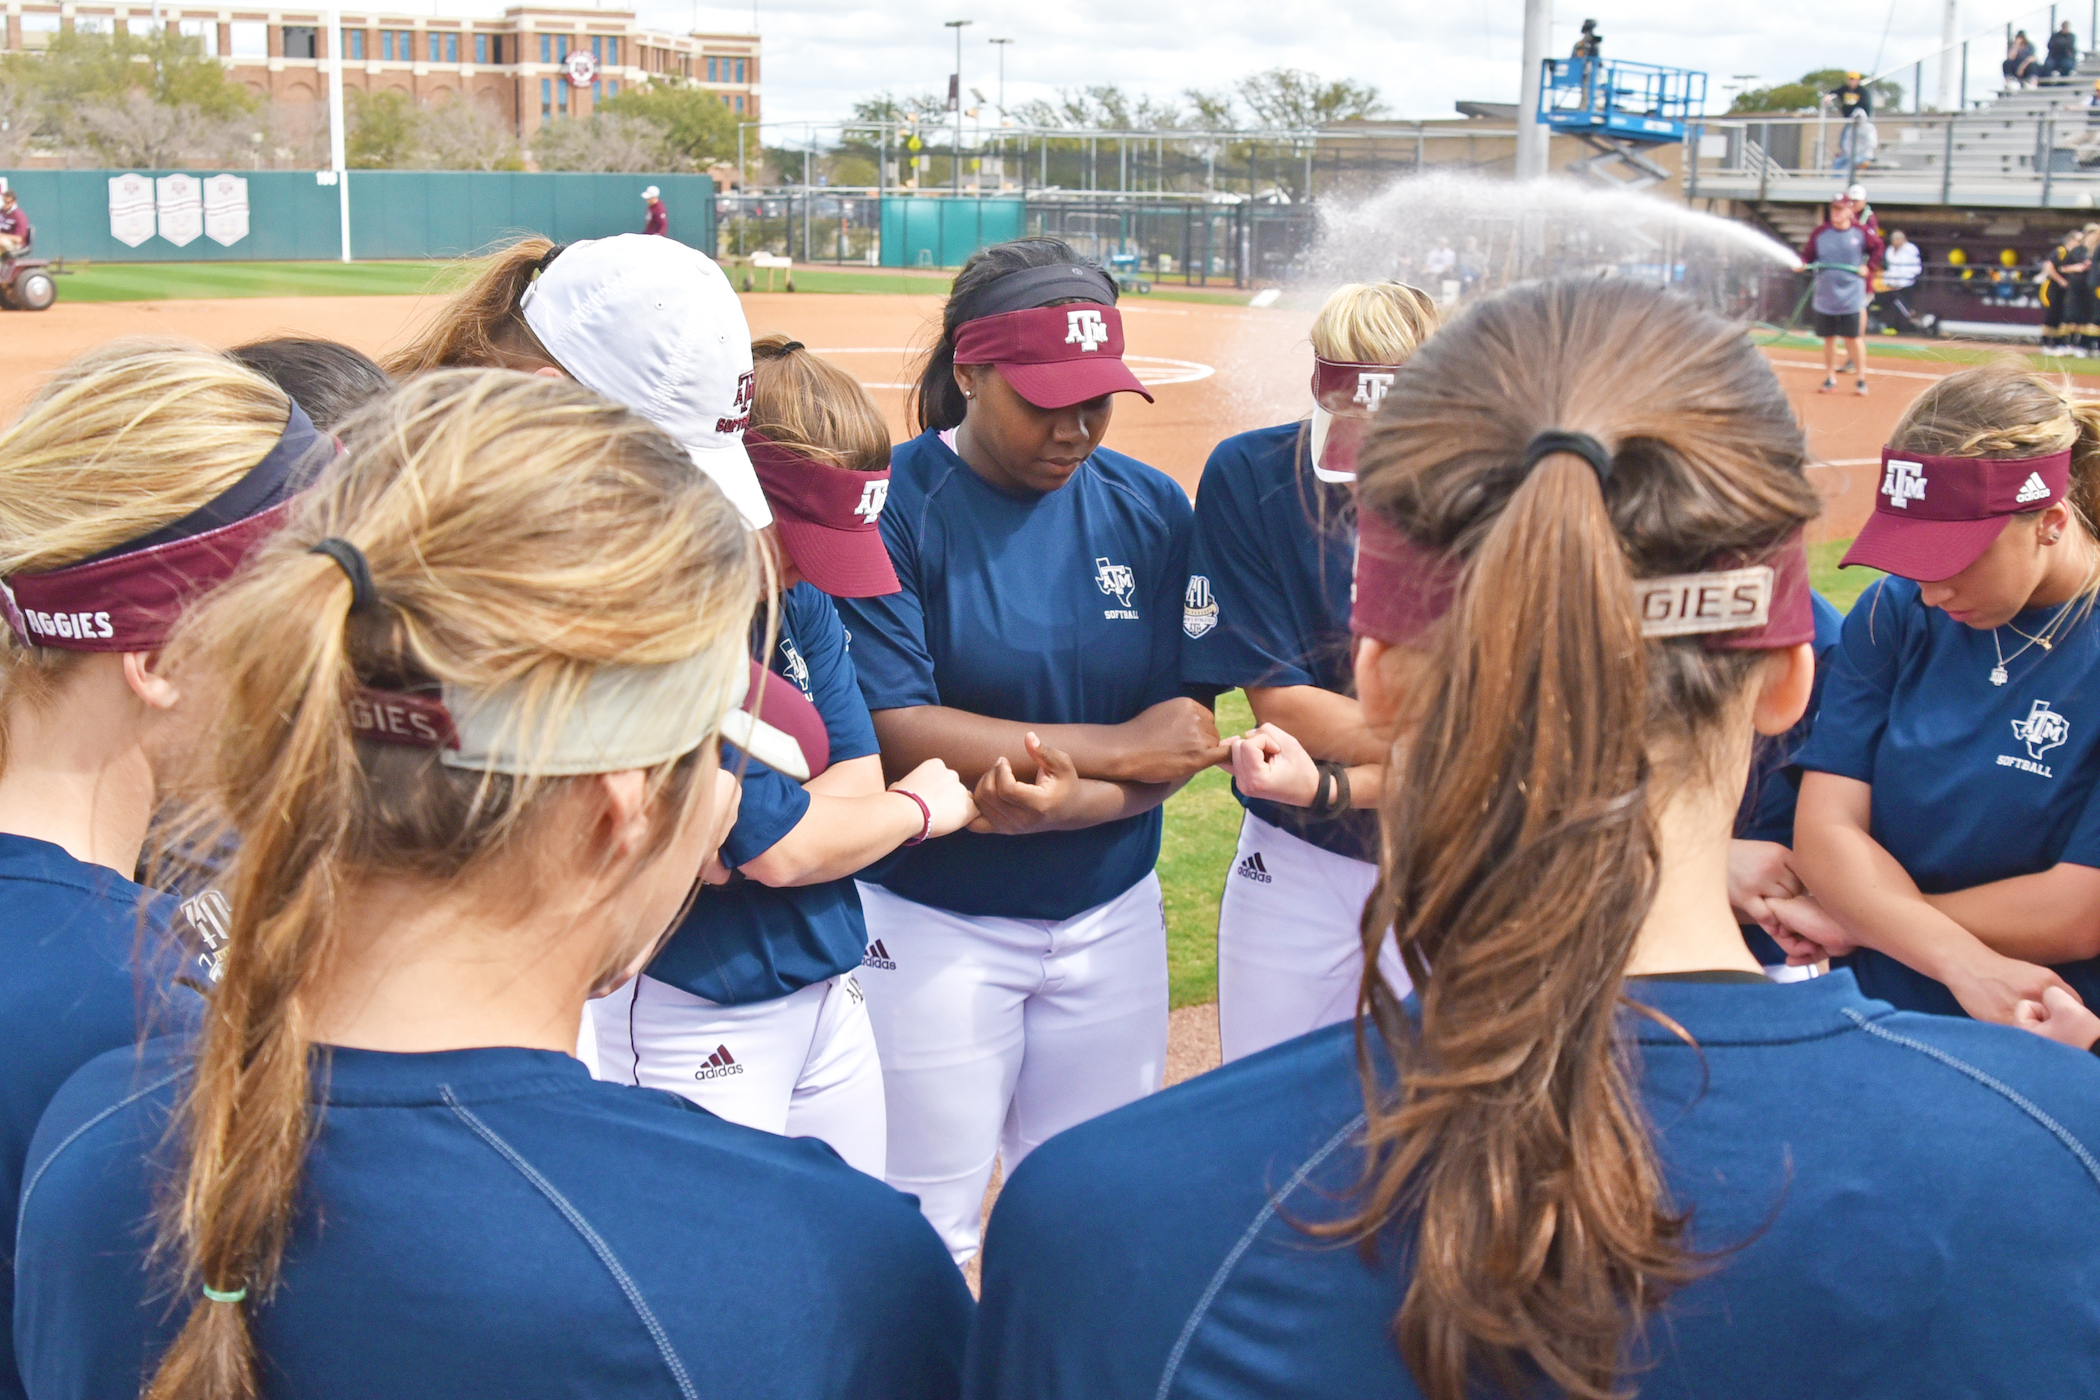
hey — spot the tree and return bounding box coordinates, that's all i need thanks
[2,28,255,120]
[1182,88,1238,131]
[531,112,676,172]
[1731,69,1902,113]
[346,88,416,168]
[418,96,523,171]
[0,77,39,164]
[70,90,250,167]
[598,82,737,167]
[1235,67,1384,129]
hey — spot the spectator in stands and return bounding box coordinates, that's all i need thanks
[1423,240,1458,295]
[2046,22,2080,79]
[1830,72,1872,119]
[1872,230,1925,336]
[1457,236,1485,298]
[641,185,668,237]
[2006,31,2039,89]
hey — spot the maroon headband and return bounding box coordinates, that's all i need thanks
[949,305,1154,409]
[745,432,900,598]
[1,401,327,652]
[1841,446,2074,582]
[1312,356,1403,417]
[1351,511,1816,651]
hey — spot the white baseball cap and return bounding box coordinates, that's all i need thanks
[1845,183,1868,203]
[521,234,771,530]
[641,185,660,200]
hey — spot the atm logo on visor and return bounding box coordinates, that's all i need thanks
[854,478,889,522]
[1882,459,1928,509]
[1066,308,1110,352]
[1354,372,1395,409]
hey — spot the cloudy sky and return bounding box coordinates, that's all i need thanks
[624,0,2067,132]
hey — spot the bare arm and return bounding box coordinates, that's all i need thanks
[1793,772,2075,1021]
[1243,686,1386,808]
[1925,864,2100,964]
[868,699,1226,787]
[738,755,978,887]
[968,732,1183,836]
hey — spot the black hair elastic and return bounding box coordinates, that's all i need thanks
[309,538,376,614]
[532,244,566,277]
[777,340,805,354]
[1521,431,1614,488]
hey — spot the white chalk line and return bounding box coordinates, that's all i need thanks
[1766,358,1952,384]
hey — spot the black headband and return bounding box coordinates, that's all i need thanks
[1522,431,1614,488]
[309,538,377,614]
[952,263,1118,324]
[74,399,328,566]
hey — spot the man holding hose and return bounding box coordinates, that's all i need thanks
[1801,197,1882,396]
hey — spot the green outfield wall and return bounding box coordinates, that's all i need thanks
[0,169,717,263]
[878,196,1023,270]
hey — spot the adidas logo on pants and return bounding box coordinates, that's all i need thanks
[1234,852,1273,884]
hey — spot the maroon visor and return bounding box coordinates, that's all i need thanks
[950,305,1154,410]
[1842,447,2072,583]
[1310,356,1404,482]
[746,433,900,598]
[1351,511,1817,651]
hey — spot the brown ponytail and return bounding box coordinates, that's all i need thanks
[384,236,563,375]
[749,332,890,474]
[146,370,757,1400]
[1334,279,1820,1400]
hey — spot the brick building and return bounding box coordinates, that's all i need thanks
[1,2,759,144]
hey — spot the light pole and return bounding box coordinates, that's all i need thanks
[945,19,971,196]
[990,35,1012,192]
[1514,0,1551,180]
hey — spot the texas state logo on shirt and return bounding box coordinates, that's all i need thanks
[1096,556,1139,620]
[2002,698,2071,778]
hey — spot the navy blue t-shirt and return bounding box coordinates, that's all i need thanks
[966,971,2100,1399]
[1182,423,1375,863]
[1796,576,2100,1014]
[17,1037,971,1400]
[646,583,881,1006]
[0,834,195,1400]
[835,428,1192,920]
[1735,590,1845,965]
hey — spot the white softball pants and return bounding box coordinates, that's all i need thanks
[853,872,1169,1265]
[583,971,886,1178]
[1217,811,1410,1064]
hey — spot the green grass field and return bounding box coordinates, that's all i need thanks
[53,259,468,302]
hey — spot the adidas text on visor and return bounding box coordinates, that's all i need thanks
[1842,446,2072,582]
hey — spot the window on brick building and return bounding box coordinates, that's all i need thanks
[541,77,551,117]
[735,58,745,82]
[706,55,717,82]
[608,36,620,64]
[347,28,364,59]
[474,32,486,63]
[540,33,550,63]
[229,20,266,57]
[608,78,619,95]
[177,18,218,55]
[445,31,458,62]
[734,94,744,112]
[426,32,437,63]
[591,35,602,60]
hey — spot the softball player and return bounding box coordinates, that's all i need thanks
[835,236,1227,1263]
[588,337,976,1176]
[15,373,970,1400]
[1794,367,2100,1021]
[0,343,322,1400]
[1184,281,1434,1062]
[968,278,2100,1400]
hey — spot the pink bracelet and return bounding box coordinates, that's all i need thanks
[893,788,933,845]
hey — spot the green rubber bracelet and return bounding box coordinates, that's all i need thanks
[201,1283,247,1305]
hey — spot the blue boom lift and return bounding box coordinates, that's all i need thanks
[1538,57,1707,189]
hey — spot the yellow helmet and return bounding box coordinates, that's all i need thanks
[2001,247,2020,267]
[1947,247,1969,265]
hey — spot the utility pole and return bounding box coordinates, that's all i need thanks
[1515,0,1551,179]
[1939,0,1959,110]
[990,35,1012,191]
[945,19,971,197]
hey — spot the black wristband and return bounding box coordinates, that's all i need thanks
[1311,761,1349,819]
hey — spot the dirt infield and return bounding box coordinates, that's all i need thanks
[0,289,2071,547]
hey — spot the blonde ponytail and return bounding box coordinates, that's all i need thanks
[147,369,757,1400]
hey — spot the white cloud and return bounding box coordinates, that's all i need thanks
[637,0,2066,132]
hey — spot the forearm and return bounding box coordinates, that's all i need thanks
[738,790,926,886]
[1926,868,2100,963]
[1043,777,1178,831]
[1244,685,1385,766]
[1795,814,1992,980]
[870,706,1133,785]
